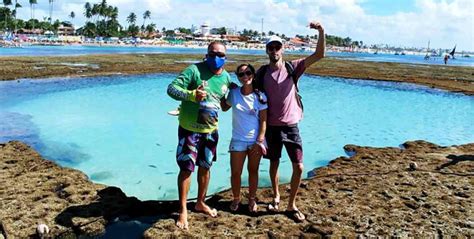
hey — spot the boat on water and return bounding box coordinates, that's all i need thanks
[424,40,431,60]
[448,45,456,59]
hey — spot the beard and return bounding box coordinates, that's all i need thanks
[269,55,280,63]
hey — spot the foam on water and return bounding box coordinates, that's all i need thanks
[1,73,473,200]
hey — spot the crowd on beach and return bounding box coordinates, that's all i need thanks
[166,21,325,230]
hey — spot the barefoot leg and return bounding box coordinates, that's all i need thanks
[177,170,191,229]
[195,166,218,217]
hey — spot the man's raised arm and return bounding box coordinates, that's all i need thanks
[304,21,325,68]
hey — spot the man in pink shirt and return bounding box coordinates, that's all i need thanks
[256,21,325,222]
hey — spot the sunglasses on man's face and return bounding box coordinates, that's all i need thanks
[237,70,253,78]
[208,51,226,58]
[267,44,282,52]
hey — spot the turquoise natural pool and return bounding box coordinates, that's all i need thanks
[1,74,473,200]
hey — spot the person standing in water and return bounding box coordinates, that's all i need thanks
[167,41,231,229]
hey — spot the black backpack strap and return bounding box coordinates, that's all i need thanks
[284,61,304,111]
[284,61,299,92]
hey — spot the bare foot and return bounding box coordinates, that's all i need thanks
[195,202,218,217]
[248,198,258,213]
[176,211,189,230]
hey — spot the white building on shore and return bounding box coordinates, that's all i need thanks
[201,22,210,36]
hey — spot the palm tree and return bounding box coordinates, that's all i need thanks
[110,6,118,20]
[69,11,75,23]
[145,23,156,38]
[99,0,107,20]
[3,0,12,31]
[127,12,138,37]
[142,10,150,32]
[91,3,99,22]
[127,12,136,25]
[84,2,92,20]
[29,0,37,20]
[12,0,21,33]
[48,0,54,24]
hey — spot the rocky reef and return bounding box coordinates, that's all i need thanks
[0,140,472,238]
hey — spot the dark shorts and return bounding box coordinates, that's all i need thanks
[176,126,219,172]
[263,124,303,163]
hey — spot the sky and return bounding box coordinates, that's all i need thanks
[12,0,474,51]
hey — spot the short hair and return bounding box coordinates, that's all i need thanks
[207,41,226,52]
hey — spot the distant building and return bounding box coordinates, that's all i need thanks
[289,37,310,47]
[201,22,210,36]
[57,24,75,36]
[222,35,246,42]
[18,28,44,35]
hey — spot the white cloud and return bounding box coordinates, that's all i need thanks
[12,0,474,50]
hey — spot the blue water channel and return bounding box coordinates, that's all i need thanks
[1,73,473,201]
[1,45,473,67]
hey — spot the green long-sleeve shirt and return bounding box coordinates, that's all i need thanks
[167,62,231,133]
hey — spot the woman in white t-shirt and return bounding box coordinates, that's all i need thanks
[222,64,268,213]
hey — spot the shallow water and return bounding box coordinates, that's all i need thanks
[1,45,473,66]
[1,73,473,200]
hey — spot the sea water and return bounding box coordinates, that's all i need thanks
[1,45,473,67]
[1,74,473,200]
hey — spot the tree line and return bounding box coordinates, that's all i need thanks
[1,0,156,38]
[1,0,361,46]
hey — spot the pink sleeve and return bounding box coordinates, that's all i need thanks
[291,59,307,81]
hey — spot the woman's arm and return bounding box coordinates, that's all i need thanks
[256,109,267,143]
[220,97,231,111]
[250,108,268,157]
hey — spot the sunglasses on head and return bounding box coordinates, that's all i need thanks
[208,51,226,58]
[267,44,282,52]
[237,70,253,77]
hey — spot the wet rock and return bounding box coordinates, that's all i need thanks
[2,140,473,238]
[404,201,420,210]
[304,224,332,236]
[380,190,394,199]
[409,162,418,171]
[454,191,470,198]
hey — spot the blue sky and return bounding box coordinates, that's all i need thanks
[12,0,474,51]
[360,0,416,15]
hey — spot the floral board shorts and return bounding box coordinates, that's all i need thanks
[176,126,219,172]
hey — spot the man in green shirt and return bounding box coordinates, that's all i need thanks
[167,41,231,230]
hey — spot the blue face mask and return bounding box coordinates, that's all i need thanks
[206,56,226,70]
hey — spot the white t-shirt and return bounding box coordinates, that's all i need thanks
[227,88,268,142]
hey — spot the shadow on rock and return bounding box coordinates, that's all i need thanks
[54,187,180,236]
[438,154,474,170]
